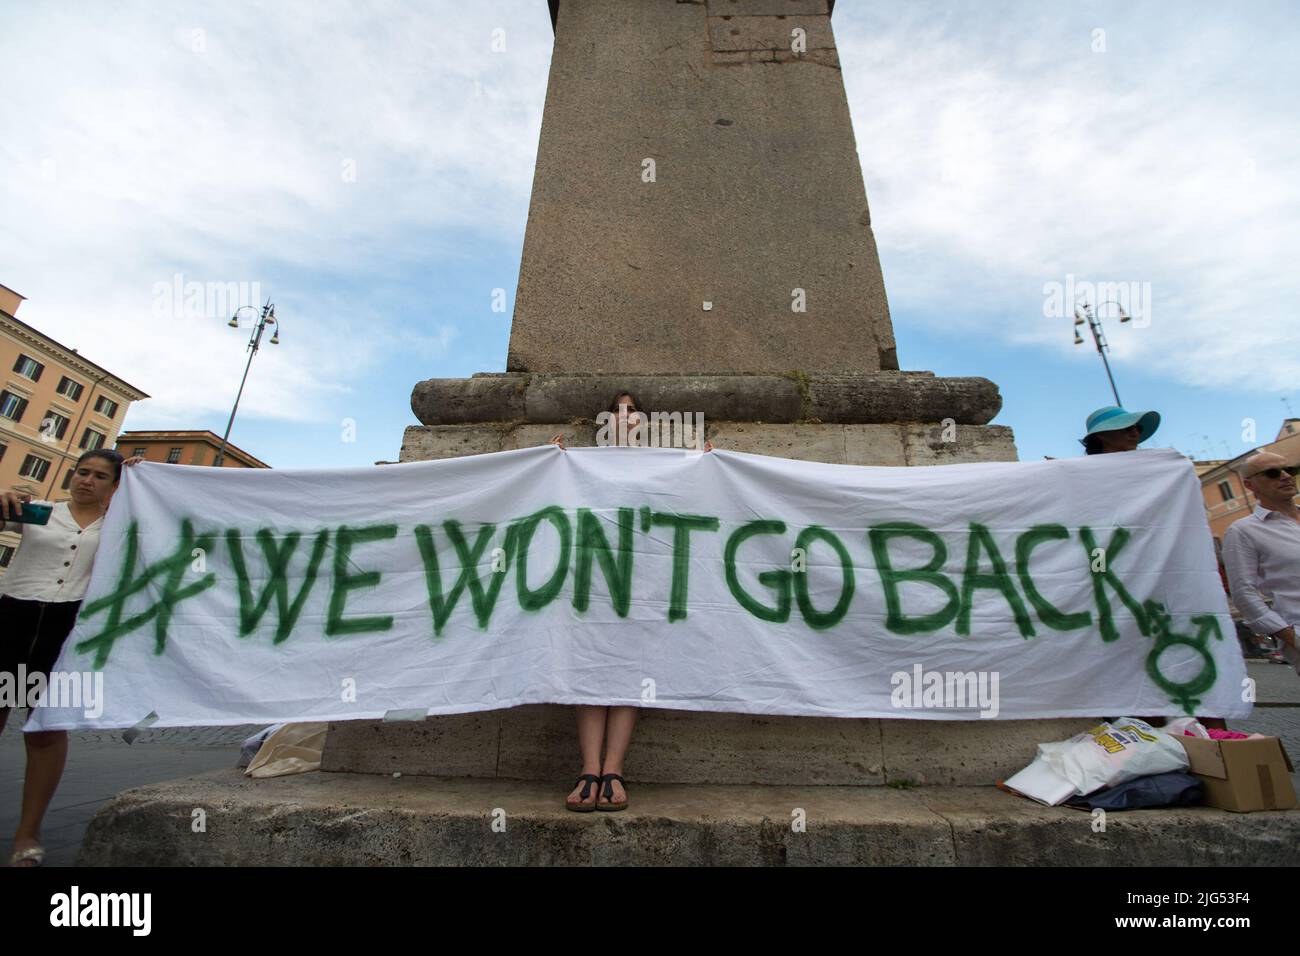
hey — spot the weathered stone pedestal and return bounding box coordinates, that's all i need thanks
[321,706,1094,788]
[401,371,1016,466]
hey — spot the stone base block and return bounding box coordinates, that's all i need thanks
[76,770,1300,866]
[320,707,1087,787]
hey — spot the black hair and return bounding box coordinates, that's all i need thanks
[76,448,124,482]
[608,391,641,414]
[1083,434,1105,456]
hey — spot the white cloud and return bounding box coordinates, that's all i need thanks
[2,0,1296,431]
[836,2,1300,391]
[0,0,547,425]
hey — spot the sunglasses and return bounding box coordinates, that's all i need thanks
[1249,465,1300,480]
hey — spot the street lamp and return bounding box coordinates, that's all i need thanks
[1072,297,1130,407]
[214,299,280,466]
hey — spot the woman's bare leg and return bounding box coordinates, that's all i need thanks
[11,729,68,865]
[599,706,638,805]
[567,706,607,807]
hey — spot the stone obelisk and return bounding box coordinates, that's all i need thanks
[399,0,1009,466]
[511,0,894,375]
[323,0,1038,787]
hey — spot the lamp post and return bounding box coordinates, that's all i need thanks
[1072,297,1130,407]
[214,300,280,467]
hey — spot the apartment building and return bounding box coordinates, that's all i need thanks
[116,430,269,469]
[1,283,149,570]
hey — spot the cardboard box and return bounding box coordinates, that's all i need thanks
[1175,735,1296,812]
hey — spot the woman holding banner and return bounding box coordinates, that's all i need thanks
[550,391,711,811]
[0,448,141,866]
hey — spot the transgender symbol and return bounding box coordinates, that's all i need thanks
[1142,600,1224,714]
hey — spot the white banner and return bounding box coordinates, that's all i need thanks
[26,446,1250,729]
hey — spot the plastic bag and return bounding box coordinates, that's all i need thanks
[1005,717,1189,805]
[1163,717,1208,738]
[238,724,284,768]
[1038,718,1189,796]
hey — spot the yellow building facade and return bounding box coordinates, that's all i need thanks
[1,283,149,570]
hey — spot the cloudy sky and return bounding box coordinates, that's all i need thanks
[2,0,1296,467]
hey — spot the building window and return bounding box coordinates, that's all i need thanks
[166,447,182,463]
[19,454,51,481]
[40,410,71,441]
[56,376,84,401]
[1217,481,1235,503]
[0,545,14,568]
[79,428,106,451]
[0,442,6,462]
[61,467,75,490]
[132,447,147,458]
[0,390,29,422]
[12,354,44,381]
[94,396,120,419]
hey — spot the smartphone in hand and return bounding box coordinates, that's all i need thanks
[6,502,52,525]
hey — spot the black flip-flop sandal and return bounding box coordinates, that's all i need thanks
[566,774,600,812]
[597,773,628,812]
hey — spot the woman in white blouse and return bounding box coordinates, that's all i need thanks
[0,448,140,866]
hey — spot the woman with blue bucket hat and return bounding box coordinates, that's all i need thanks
[1080,405,1160,455]
[1076,405,1231,730]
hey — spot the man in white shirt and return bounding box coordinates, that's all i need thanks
[1222,451,1300,675]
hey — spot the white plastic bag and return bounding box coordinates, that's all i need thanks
[1163,717,1209,739]
[238,724,284,768]
[1006,718,1189,805]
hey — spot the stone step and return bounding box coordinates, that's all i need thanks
[321,708,1091,786]
[76,770,1299,866]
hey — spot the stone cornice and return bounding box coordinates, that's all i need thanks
[411,372,1003,427]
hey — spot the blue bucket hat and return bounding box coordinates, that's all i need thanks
[1080,406,1160,446]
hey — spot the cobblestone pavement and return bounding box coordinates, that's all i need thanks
[1,723,262,866]
[3,662,1297,866]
